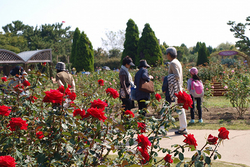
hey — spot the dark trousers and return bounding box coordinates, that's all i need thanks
[190,95,202,119]
[121,98,132,111]
[137,98,149,116]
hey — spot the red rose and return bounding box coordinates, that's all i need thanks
[105,88,119,99]
[1,77,7,82]
[90,99,108,109]
[183,134,198,149]
[174,91,193,110]
[136,134,151,150]
[98,79,104,86]
[36,131,45,139]
[28,96,38,103]
[0,155,16,167]
[42,62,46,66]
[43,89,64,104]
[218,127,229,139]
[155,93,161,102]
[164,154,173,163]
[0,105,11,116]
[7,117,28,131]
[73,109,86,119]
[137,147,150,164]
[23,79,31,86]
[57,85,71,95]
[68,92,76,101]
[207,134,218,145]
[87,107,107,122]
[124,110,134,118]
[138,122,146,133]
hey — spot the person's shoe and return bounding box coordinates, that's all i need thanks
[198,119,203,123]
[175,129,187,135]
[189,119,195,124]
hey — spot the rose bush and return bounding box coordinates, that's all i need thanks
[0,67,231,166]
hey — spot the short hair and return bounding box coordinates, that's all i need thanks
[166,47,177,59]
[122,56,132,66]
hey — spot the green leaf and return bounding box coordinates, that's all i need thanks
[179,152,184,160]
[173,158,180,164]
[62,132,72,136]
[129,138,134,146]
[94,139,102,143]
[203,150,210,155]
[213,154,217,160]
[205,156,211,164]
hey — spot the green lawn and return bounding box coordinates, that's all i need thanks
[203,96,232,108]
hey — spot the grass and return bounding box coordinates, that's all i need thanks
[203,96,232,108]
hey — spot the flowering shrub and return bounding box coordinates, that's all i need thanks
[0,69,230,166]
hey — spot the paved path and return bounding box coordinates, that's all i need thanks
[158,129,250,166]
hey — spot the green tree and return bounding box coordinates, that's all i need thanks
[75,31,94,72]
[197,42,210,66]
[71,28,80,67]
[228,16,250,56]
[137,23,163,66]
[121,19,139,64]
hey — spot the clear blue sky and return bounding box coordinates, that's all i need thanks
[1,0,250,49]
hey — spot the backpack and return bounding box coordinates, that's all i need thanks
[190,79,204,98]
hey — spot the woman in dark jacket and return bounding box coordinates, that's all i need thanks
[119,56,135,111]
[134,60,153,115]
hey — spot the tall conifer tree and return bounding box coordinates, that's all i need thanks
[75,31,94,72]
[121,19,139,64]
[136,23,162,66]
[197,42,210,66]
[71,28,80,67]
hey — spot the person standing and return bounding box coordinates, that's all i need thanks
[55,62,75,92]
[166,47,188,135]
[119,56,135,111]
[134,60,153,116]
[187,67,204,123]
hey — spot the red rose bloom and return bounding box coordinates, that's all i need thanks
[174,91,193,110]
[137,147,150,164]
[124,110,134,118]
[73,109,86,119]
[90,99,108,109]
[7,117,28,131]
[0,105,11,116]
[105,88,119,99]
[155,93,161,102]
[218,127,229,139]
[36,131,45,139]
[1,77,7,82]
[136,134,151,149]
[183,134,198,149]
[0,155,16,167]
[28,96,38,103]
[57,85,71,95]
[164,154,173,163]
[68,92,76,101]
[43,89,64,104]
[23,79,31,86]
[87,107,107,122]
[138,122,146,133]
[42,62,46,66]
[98,79,104,86]
[207,134,218,145]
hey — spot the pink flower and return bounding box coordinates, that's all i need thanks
[224,85,228,89]
[109,82,112,85]
[206,88,209,90]
[231,70,234,73]
[211,86,214,89]
[223,71,225,73]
